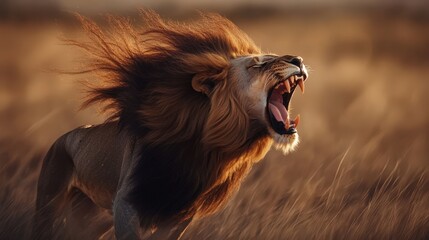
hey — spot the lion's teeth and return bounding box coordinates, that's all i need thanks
[294,114,300,128]
[289,76,295,85]
[298,79,305,93]
[284,81,290,93]
[285,119,290,129]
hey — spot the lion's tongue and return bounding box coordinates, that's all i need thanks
[268,90,288,125]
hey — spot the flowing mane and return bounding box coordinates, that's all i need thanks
[65,10,272,229]
[68,10,261,136]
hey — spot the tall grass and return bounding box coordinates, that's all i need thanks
[1,9,428,239]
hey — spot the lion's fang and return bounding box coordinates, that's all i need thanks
[298,79,305,93]
[284,81,290,93]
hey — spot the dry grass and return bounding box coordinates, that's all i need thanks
[1,9,429,239]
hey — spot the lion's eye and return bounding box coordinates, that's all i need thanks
[247,57,260,68]
[248,57,267,69]
[250,61,267,69]
[255,62,267,68]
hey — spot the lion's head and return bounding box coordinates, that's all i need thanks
[210,54,308,155]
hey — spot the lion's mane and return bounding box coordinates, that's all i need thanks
[68,10,273,228]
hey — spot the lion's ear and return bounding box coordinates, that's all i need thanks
[192,73,219,95]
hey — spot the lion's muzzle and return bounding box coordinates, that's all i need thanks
[266,55,308,135]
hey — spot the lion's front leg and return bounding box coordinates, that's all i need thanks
[113,191,141,240]
[148,218,193,240]
[113,192,193,240]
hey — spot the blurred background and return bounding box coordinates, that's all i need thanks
[1,0,429,239]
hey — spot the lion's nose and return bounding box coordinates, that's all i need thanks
[290,56,303,67]
[279,55,308,80]
[281,55,303,67]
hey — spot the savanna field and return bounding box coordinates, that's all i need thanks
[1,8,429,239]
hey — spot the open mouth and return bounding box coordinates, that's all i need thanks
[267,74,306,135]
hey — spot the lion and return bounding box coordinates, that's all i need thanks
[33,10,308,240]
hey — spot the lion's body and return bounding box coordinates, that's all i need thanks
[63,123,129,208]
[34,10,307,240]
[35,121,271,239]
[34,123,132,237]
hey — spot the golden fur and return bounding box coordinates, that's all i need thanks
[70,11,274,222]
[34,10,306,239]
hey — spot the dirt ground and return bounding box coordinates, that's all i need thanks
[1,8,429,239]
